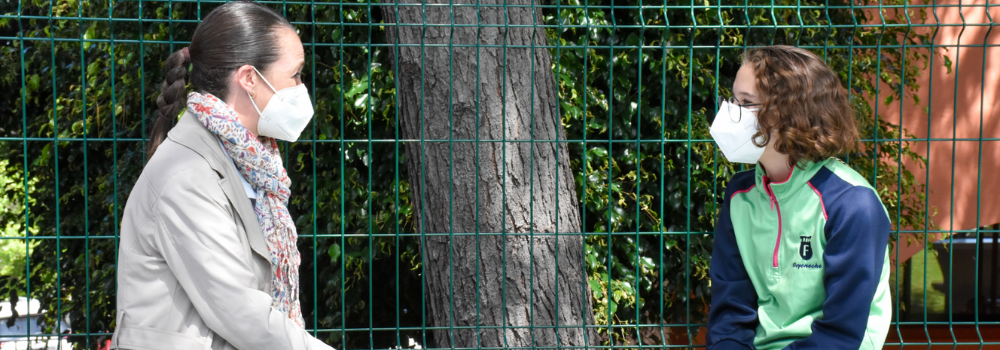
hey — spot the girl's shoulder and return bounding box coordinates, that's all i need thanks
[724,168,758,199]
[810,158,888,222]
[816,158,875,190]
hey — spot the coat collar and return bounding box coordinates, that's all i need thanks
[167,110,270,260]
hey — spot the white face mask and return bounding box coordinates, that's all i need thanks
[709,100,766,164]
[247,66,314,142]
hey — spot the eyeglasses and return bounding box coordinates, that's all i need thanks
[708,95,761,125]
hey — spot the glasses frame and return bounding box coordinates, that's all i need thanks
[710,95,761,125]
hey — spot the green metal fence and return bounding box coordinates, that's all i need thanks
[0,0,996,348]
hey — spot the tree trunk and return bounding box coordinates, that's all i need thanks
[380,0,596,348]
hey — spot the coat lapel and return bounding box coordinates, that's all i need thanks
[168,111,270,260]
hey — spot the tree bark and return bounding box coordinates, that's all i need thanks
[380,0,596,348]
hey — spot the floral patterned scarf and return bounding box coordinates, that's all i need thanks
[187,92,304,328]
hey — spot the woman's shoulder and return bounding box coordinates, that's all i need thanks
[134,139,223,201]
[122,139,228,241]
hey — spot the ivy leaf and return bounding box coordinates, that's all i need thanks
[27,74,39,92]
[328,243,342,263]
[589,279,604,299]
[345,77,368,98]
[84,24,96,42]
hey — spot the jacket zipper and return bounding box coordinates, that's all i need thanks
[765,181,782,268]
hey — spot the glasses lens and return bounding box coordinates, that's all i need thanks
[728,96,742,123]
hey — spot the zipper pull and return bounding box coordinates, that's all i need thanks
[764,183,777,210]
[763,176,776,210]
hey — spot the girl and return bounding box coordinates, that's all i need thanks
[706,45,892,350]
[111,1,331,349]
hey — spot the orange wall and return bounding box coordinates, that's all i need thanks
[875,1,1000,264]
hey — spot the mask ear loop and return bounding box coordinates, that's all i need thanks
[246,66,279,117]
[247,90,264,116]
[250,66,280,94]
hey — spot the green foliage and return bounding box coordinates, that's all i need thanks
[0,0,936,348]
[0,159,39,278]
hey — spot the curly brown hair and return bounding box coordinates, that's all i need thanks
[743,45,859,168]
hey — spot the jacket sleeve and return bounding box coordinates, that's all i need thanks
[153,168,334,350]
[784,186,890,350]
[707,188,759,350]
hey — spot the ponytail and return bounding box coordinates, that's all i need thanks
[147,48,191,158]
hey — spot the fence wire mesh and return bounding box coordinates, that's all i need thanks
[0,0,997,348]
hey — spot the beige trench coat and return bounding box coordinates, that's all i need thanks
[110,111,332,350]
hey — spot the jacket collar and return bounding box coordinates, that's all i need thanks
[167,110,270,260]
[754,158,828,201]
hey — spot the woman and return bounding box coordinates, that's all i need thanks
[111,1,332,349]
[706,45,892,350]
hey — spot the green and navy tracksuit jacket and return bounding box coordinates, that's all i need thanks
[707,158,892,350]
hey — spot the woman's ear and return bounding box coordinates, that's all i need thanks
[235,65,257,95]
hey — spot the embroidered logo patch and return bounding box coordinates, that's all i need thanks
[799,236,813,260]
